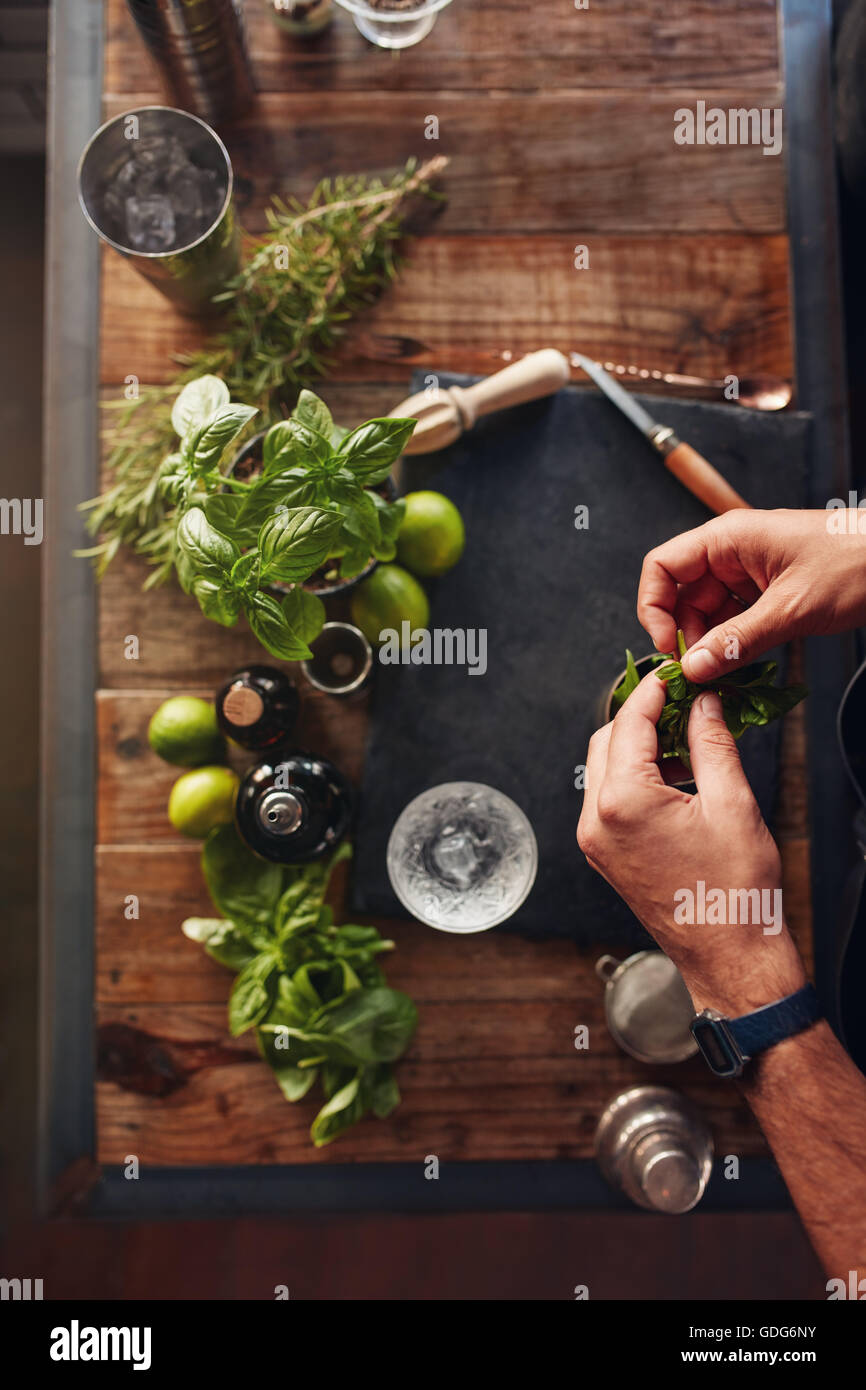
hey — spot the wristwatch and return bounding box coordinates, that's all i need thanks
[691,983,823,1078]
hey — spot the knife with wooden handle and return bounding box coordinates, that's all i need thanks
[572,352,751,514]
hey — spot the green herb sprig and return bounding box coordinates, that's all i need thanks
[79,155,446,583]
[612,630,807,772]
[183,829,418,1147]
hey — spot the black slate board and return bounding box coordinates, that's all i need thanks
[351,377,811,945]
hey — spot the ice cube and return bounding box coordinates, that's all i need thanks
[165,168,203,220]
[125,195,176,252]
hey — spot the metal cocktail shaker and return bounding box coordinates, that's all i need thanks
[595,1086,714,1213]
[125,0,256,124]
[78,106,241,316]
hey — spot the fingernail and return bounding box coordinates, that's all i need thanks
[694,690,723,718]
[684,647,716,680]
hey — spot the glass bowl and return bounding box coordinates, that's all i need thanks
[334,0,453,49]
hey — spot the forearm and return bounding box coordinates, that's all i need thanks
[670,929,866,1283]
[743,1021,866,1282]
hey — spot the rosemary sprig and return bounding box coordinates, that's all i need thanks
[80,156,447,582]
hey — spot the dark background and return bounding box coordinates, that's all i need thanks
[6,0,862,1299]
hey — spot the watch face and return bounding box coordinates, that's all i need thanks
[691,1014,743,1078]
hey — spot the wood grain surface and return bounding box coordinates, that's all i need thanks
[105,0,781,95]
[93,0,808,1172]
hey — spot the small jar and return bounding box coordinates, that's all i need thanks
[266,0,334,35]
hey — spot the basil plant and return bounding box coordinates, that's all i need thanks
[160,375,414,660]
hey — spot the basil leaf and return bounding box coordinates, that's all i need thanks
[229,550,260,593]
[612,649,640,709]
[288,419,333,468]
[372,494,406,546]
[262,421,303,475]
[191,577,241,627]
[310,1074,363,1147]
[258,506,343,584]
[243,590,314,661]
[341,489,380,548]
[182,404,258,475]
[293,389,334,440]
[202,824,284,930]
[337,417,416,483]
[310,987,418,1064]
[282,586,325,646]
[361,1062,401,1118]
[339,535,373,580]
[181,917,256,972]
[229,953,279,1037]
[177,507,239,579]
[171,375,230,439]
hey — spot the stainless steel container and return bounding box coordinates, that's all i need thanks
[125,0,255,124]
[595,1085,714,1213]
[77,106,240,317]
[302,623,374,696]
[596,950,698,1063]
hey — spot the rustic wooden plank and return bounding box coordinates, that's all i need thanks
[104,0,781,94]
[95,1002,766,1164]
[100,90,786,236]
[95,840,812,1006]
[97,845,605,1004]
[99,233,794,388]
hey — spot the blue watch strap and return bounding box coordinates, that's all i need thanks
[727,983,822,1061]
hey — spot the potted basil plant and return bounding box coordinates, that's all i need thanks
[159,375,414,661]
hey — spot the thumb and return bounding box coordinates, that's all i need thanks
[687,691,756,809]
[680,589,790,682]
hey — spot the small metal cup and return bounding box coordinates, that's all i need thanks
[596,950,698,1064]
[302,623,373,696]
[595,1085,714,1213]
[77,106,240,317]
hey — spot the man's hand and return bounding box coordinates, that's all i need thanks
[638,508,866,683]
[577,673,807,1016]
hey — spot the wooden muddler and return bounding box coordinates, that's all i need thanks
[389,349,572,455]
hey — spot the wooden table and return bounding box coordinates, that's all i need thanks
[91,0,814,1192]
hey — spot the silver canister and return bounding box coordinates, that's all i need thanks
[596,951,698,1064]
[125,0,256,124]
[595,1085,714,1213]
[78,106,240,317]
[302,623,374,697]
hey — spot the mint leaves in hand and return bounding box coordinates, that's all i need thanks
[612,629,807,772]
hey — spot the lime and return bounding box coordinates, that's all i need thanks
[168,765,240,838]
[396,491,465,577]
[350,564,430,647]
[148,696,225,767]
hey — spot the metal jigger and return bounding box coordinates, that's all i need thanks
[595,1086,714,1214]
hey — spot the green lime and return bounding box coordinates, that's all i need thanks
[396,491,465,577]
[168,765,240,838]
[350,564,430,647]
[148,696,225,767]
